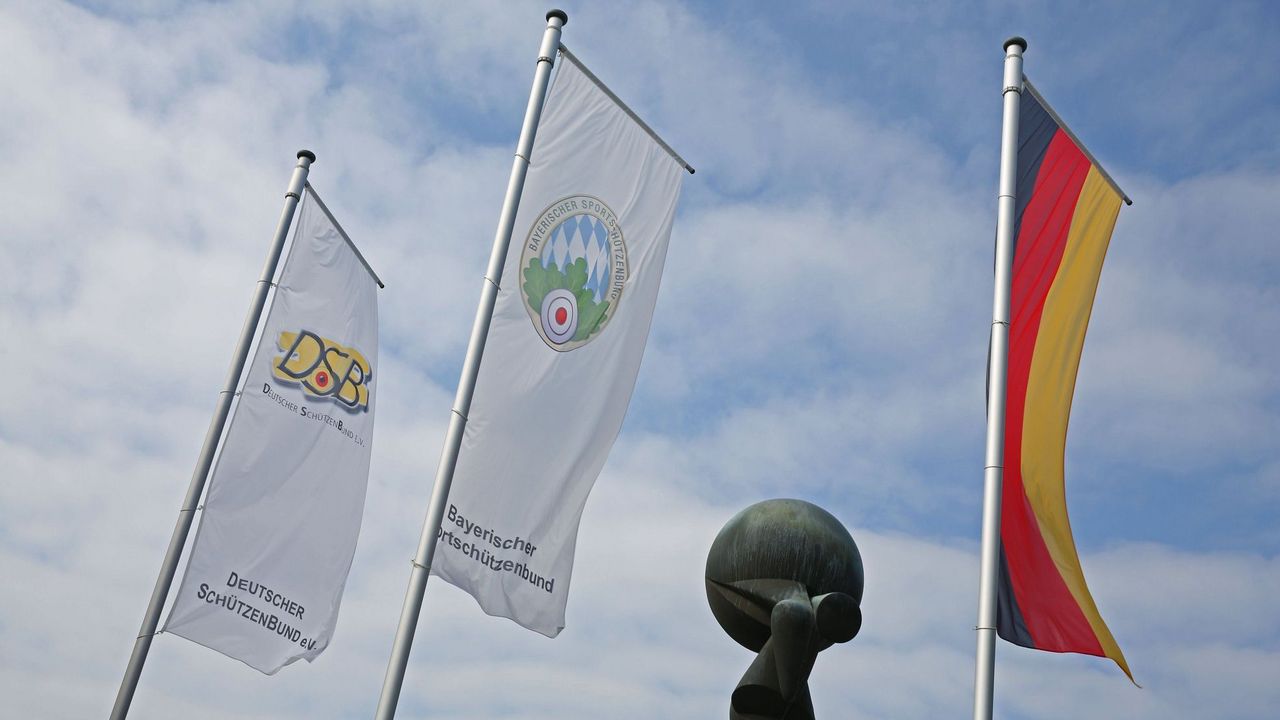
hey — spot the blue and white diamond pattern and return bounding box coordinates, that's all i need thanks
[541,213,612,303]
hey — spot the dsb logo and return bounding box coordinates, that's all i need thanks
[272,330,372,410]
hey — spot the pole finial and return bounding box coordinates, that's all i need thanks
[546,9,568,25]
[1003,36,1027,53]
[297,149,317,163]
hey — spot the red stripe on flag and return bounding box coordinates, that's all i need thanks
[1000,130,1104,655]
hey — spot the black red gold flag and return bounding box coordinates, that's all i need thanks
[995,80,1133,681]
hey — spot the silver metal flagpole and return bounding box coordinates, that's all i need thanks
[372,10,568,720]
[972,37,1025,720]
[111,150,316,720]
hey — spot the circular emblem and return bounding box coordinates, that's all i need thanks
[520,195,628,351]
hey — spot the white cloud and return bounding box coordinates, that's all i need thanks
[1,1,1277,719]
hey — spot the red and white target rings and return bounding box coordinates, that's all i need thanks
[540,289,579,345]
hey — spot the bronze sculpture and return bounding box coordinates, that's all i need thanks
[706,499,864,719]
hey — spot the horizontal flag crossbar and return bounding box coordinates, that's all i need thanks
[1022,77,1132,205]
[303,183,386,288]
[557,45,695,175]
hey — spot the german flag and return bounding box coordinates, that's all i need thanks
[995,79,1134,680]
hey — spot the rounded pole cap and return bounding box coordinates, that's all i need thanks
[297,149,317,162]
[1003,36,1027,52]
[546,9,568,25]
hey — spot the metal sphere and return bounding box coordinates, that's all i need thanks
[706,499,864,651]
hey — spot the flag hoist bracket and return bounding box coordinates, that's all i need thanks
[304,182,386,288]
[1021,77,1132,205]
[557,44,695,174]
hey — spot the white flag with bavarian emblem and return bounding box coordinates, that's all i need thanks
[431,50,685,636]
[165,186,380,674]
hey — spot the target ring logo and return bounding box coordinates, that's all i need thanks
[519,195,627,351]
[540,288,579,343]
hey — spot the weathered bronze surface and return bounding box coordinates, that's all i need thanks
[706,499,864,720]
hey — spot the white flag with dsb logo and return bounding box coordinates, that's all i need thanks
[431,50,685,636]
[165,186,380,674]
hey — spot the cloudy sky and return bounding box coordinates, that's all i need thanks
[3,0,1278,718]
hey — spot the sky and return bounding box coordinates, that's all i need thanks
[2,0,1278,718]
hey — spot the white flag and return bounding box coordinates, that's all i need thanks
[431,51,685,636]
[165,187,380,674]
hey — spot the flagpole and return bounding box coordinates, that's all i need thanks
[973,37,1025,720]
[111,150,315,719]
[372,10,567,719]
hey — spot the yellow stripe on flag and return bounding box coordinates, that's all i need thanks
[1020,166,1133,680]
